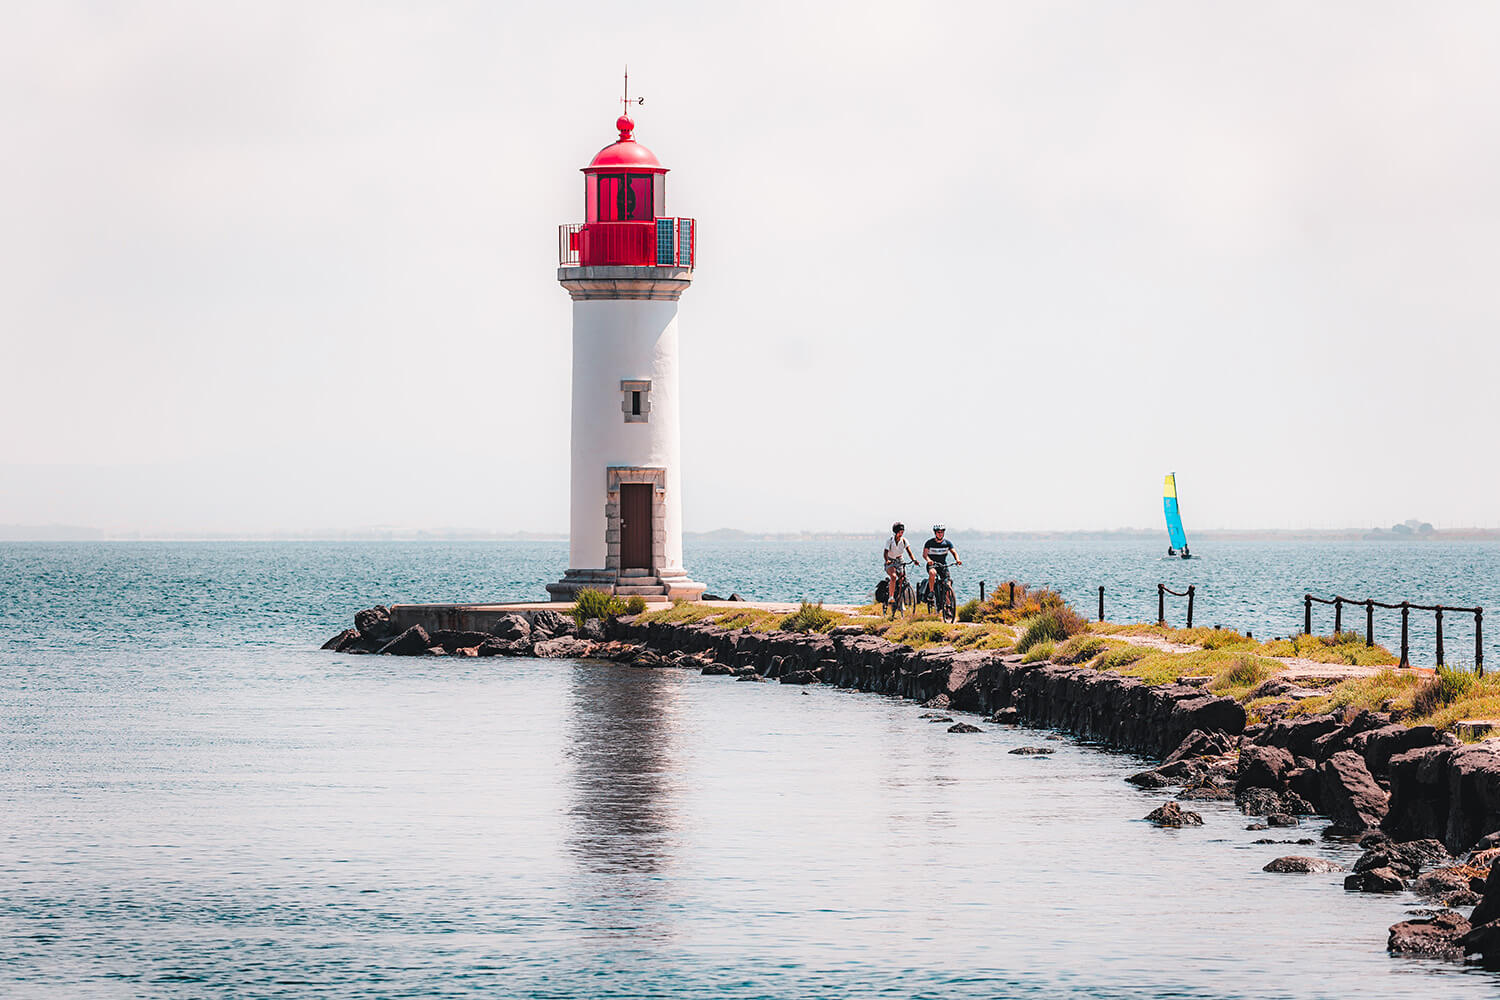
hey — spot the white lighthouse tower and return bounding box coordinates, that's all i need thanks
[546,107,707,603]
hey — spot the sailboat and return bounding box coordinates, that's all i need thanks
[1164,473,1191,559]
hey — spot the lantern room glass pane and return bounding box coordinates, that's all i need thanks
[653,174,665,217]
[595,174,624,222]
[626,174,653,220]
[585,175,597,222]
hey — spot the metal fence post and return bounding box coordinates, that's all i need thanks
[1186,585,1195,628]
[1158,584,1166,627]
[1435,608,1444,668]
[1400,602,1410,668]
[1477,608,1484,678]
[1098,585,1105,623]
[1365,600,1374,648]
[980,581,986,602]
[1334,597,1342,636]
[1304,595,1312,636]
[1009,581,1015,608]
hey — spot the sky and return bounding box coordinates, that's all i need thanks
[2,1,1498,536]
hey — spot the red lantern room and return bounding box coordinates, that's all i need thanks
[559,114,696,269]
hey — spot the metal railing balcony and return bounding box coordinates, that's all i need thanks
[558,218,696,269]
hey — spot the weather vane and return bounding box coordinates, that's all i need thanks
[621,67,645,115]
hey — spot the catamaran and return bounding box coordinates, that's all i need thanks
[1164,473,1191,559]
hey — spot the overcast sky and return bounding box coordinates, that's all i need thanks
[3,1,1497,535]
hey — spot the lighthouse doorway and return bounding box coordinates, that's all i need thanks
[619,483,654,571]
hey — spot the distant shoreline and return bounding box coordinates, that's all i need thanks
[3,527,1498,543]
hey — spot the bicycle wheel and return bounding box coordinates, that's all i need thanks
[940,585,956,623]
[900,582,915,616]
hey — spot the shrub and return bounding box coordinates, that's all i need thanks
[1053,635,1106,665]
[780,601,838,634]
[1209,655,1277,696]
[1015,612,1071,654]
[573,587,625,626]
[624,595,648,616]
[1096,646,1148,670]
[1021,641,1055,663]
[956,598,981,623]
[1412,665,1478,718]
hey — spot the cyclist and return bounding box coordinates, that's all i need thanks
[923,524,962,600]
[884,522,917,603]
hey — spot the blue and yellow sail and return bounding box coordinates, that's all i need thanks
[1163,474,1188,552]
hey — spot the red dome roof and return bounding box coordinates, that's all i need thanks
[583,115,668,174]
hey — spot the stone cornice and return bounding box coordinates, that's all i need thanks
[557,266,694,302]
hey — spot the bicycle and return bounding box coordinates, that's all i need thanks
[920,560,958,623]
[883,560,918,618]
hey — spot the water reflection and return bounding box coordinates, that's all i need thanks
[564,662,682,944]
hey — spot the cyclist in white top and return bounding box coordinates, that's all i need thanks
[884,522,916,600]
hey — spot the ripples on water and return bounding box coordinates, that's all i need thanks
[1,542,1498,997]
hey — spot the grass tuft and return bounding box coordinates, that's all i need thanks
[1052,635,1107,665]
[572,587,625,626]
[1020,641,1055,663]
[779,601,839,634]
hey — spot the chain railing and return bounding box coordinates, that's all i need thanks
[1304,594,1483,674]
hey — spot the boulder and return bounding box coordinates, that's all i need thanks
[829,624,868,637]
[1178,785,1234,801]
[1412,868,1483,906]
[1010,746,1055,756]
[1319,750,1389,834]
[1388,910,1470,959]
[1262,856,1345,874]
[453,646,479,657]
[1267,813,1298,827]
[1145,802,1203,827]
[1282,792,1316,815]
[1163,729,1233,765]
[490,614,532,643]
[354,606,398,642]
[1128,770,1173,789]
[779,670,819,685]
[1344,867,1405,892]
[1469,862,1500,927]
[1236,744,1294,792]
[701,662,735,676]
[736,673,766,682]
[425,646,447,656]
[1237,787,1285,817]
[377,625,432,656]
[321,628,358,651]
[1352,723,1440,775]
[579,618,607,642]
[1258,714,1342,758]
[430,630,494,652]
[530,609,573,640]
[532,636,596,659]
[1461,919,1500,965]
[948,722,982,734]
[991,707,1019,724]
[476,637,528,657]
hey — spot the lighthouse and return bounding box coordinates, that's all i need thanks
[546,108,707,603]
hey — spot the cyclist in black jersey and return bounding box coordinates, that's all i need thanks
[922,524,962,598]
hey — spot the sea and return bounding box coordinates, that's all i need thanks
[1,539,1498,998]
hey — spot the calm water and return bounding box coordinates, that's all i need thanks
[2,542,1498,997]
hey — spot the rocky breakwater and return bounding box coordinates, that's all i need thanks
[323,605,625,660]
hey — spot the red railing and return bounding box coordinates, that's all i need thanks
[558,218,697,268]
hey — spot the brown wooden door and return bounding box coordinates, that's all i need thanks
[620,484,653,570]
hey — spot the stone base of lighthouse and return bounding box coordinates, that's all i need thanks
[545,567,706,604]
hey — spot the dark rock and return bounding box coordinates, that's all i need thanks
[927,716,955,723]
[631,649,668,668]
[579,618,607,642]
[1237,786,1284,816]
[475,637,524,657]
[1267,813,1298,827]
[1258,714,1342,758]
[735,674,766,682]
[779,670,819,685]
[1263,856,1345,874]
[322,628,358,651]
[1355,848,1421,879]
[1163,729,1233,765]
[727,593,746,601]
[1010,746,1055,756]
[1236,744,1294,791]
[1384,744,1500,854]
[1352,724,1440,775]
[377,625,432,656]
[425,646,447,656]
[701,662,735,676]
[530,609,573,640]
[1158,759,1210,783]
[1254,837,1316,845]
[732,664,760,677]
[354,606,398,642]
[1282,792,1315,815]
[991,706,1019,724]
[532,636,596,659]
[1469,862,1500,927]
[948,722,982,734]
[1388,910,1470,959]
[430,630,494,652]
[1461,919,1500,964]
[1128,771,1172,789]
[701,593,723,601]
[1247,823,1269,831]
[1178,785,1234,801]
[1345,867,1406,892]
[1319,750,1389,834]
[829,624,867,637]
[453,646,479,657]
[1145,802,1203,827]
[490,613,531,643]
[1412,868,1482,906]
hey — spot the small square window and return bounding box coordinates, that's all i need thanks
[621,379,651,423]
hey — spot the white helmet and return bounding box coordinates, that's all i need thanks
[933,524,945,532]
